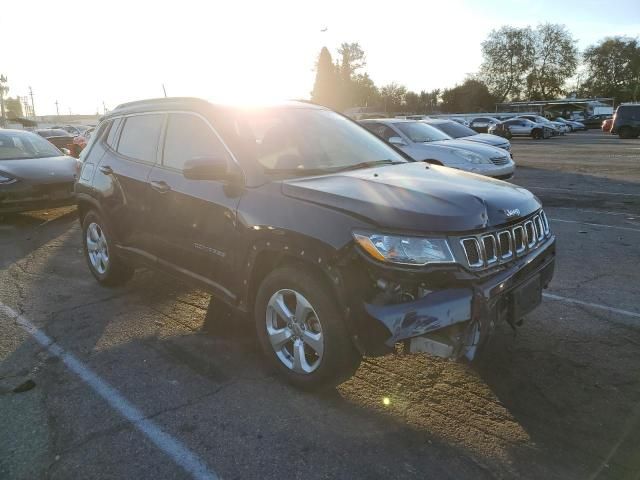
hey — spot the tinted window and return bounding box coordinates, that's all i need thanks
[105,118,122,149]
[432,121,476,138]
[117,114,164,161]
[395,122,451,142]
[362,123,399,142]
[162,113,229,171]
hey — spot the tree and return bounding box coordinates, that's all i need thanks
[5,97,23,118]
[582,37,640,102]
[337,43,366,81]
[311,47,340,109]
[480,26,535,102]
[440,79,496,113]
[526,24,578,99]
[403,91,421,113]
[335,42,368,109]
[379,83,407,112]
[349,73,380,108]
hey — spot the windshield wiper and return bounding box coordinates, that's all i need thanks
[333,159,401,172]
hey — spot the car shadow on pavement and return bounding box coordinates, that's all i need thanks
[0,207,79,268]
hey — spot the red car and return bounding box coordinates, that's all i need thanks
[602,118,613,132]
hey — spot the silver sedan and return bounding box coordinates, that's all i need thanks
[360,119,515,179]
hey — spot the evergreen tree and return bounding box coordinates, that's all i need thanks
[311,47,339,109]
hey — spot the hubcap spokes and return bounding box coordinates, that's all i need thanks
[86,222,109,274]
[266,289,324,374]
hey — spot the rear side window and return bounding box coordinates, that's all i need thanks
[162,113,229,171]
[117,114,164,162]
[105,118,122,149]
[617,106,640,120]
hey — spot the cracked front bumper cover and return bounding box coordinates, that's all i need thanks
[364,236,556,361]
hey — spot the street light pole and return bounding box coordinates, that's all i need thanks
[28,86,36,118]
[0,75,7,125]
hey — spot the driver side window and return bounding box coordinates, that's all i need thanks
[162,113,230,171]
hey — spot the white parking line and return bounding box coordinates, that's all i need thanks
[526,186,640,197]
[548,218,640,233]
[0,303,219,480]
[543,293,640,320]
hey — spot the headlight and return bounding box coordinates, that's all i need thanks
[0,172,16,184]
[453,149,489,164]
[353,232,455,265]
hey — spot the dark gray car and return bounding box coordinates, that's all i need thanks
[0,129,78,214]
[424,119,511,152]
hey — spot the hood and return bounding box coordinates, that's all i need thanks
[429,139,509,159]
[282,162,540,232]
[0,156,78,184]
[461,133,509,147]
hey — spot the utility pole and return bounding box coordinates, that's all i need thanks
[0,75,7,124]
[55,100,60,116]
[162,84,167,98]
[28,86,36,118]
[102,101,107,114]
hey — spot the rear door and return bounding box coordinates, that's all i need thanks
[146,112,241,301]
[97,113,164,254]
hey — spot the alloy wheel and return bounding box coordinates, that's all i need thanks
[266,289,324,374]
[86,222,109,274]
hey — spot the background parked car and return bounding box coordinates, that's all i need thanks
[52,125,90,137]
[424,119,511,152]
[72,127,95,153]
[469,116,502,133]
[583,114,612,129]
[0,129,79,213]
[498,118,550,139]
[35,129,77,155]
[610,103,640,138]
[361,119,515,179]
[554,117,586,131]
[602,118,613,132]
[517,115,565,135]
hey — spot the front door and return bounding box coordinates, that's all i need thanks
[146,112,242,301]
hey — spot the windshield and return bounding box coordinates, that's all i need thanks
[431,121,477,138]
[0,131,63,160]
[218,108,406,174]
[395,122,452,143]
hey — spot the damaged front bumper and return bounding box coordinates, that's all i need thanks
[363,236,556,361]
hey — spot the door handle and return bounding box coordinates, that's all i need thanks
[150,180,171,194]
[99,165,113,175]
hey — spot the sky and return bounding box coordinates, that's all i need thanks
[2,0,639,116]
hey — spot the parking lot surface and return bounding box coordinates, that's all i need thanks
[1,131,639,479]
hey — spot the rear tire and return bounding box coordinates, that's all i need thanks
[82,210,134,286]
[254,266,361,391]
[619,126,637,139]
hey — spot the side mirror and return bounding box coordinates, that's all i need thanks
[388,136,407,146]
[183,156,238,181]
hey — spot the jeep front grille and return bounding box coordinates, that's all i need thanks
[459,210,552,269]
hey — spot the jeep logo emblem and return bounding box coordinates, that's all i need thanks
[503,208,521,218]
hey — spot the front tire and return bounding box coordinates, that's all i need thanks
[255,266,361,390]
[82,210,134,286]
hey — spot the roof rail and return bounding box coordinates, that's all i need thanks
[113,97,208,111]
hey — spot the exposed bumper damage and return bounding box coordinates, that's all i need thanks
[363,237,556,361]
